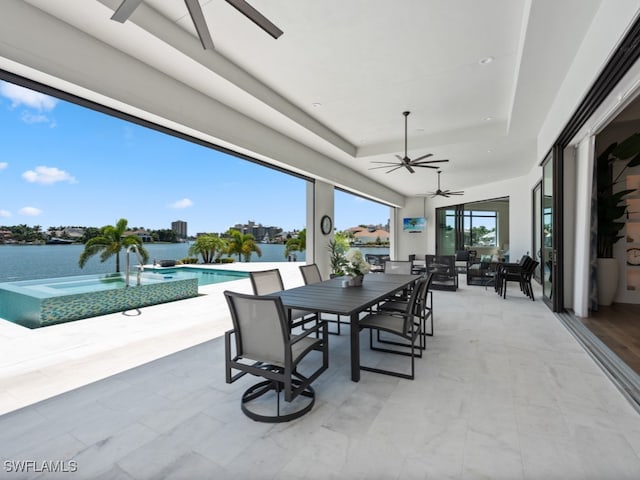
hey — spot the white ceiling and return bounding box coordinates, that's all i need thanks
[11,0,604,197]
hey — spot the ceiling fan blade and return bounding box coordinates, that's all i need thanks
[405,164,415,174]
[386,165,406,173]
[411,153,433,162]
[184,0,216,49]
[369,164,401,170]
[225,0,283,39]
[110,0,143,22]
[418,159,449,164]
[370,160,402,165]
[412,164,440,169]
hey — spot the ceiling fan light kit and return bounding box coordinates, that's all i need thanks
[369,111,449,174]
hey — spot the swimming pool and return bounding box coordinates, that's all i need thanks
[145,266,249,286]
[0,267,248,328]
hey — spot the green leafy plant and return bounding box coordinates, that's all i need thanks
[327,237,348,276]
[78,218,148,272]
[597,133,640,258]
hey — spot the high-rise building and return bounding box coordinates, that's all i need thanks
[171,220,187,239]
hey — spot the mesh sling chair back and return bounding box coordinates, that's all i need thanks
[299,264,343,335]
[357,275,426,380]
[378,272,435,348]
[250,269,317,329]
[299,263,322,284]
[384,260,414,275]
[224,291,328,422]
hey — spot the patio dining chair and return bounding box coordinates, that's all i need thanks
[299,263,342,335]
[250,269,317,329]
[358,275,425,380]
[379,273,434,343]
[384,260,413,275]
[224,291,328,422]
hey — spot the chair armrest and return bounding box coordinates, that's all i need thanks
[290,320,328,344]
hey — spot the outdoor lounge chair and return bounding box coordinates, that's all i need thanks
[224,291,328,422]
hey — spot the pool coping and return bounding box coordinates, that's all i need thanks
[0,262,306,415]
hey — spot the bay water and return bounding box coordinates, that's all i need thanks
[0,244,388,282]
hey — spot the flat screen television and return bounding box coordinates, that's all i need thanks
[403,217,426,233]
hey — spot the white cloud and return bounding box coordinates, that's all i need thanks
[0,162,7,171]
[21,111,55,126]
[22,166,77,185]
[170,198,194,209]
[19,206,42,216]
[0,81,57,111]
[0,209,11,218]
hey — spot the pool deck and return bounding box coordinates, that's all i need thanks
[0,262,304,416]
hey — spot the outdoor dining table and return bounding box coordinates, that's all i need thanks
[275,273,419,382]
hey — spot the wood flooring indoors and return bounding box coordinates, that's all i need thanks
[582,303,640,376]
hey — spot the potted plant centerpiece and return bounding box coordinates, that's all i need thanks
[597,132,640,305]
[344,248,371,286]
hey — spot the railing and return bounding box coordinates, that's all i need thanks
[125,244,145,287]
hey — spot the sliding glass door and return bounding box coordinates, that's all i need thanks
[540,149,563,311]
[532,181,542,283]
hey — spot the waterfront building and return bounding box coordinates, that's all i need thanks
[171,220,187,240]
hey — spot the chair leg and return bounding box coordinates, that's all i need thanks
[361,329,419,379]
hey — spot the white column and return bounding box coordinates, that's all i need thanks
[307,181,334,279]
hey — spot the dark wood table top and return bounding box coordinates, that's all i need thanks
[276,273,418,316]
[276,273,419,382]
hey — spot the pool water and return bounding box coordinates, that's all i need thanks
[145,267,249,286]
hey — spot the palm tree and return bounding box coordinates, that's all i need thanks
[226,229,262,262]
[78,218,149,272]
[188,234,226,263]
[284,228,306,259]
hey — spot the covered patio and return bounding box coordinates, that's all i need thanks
[2,266,640,478]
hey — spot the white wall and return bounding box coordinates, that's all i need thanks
[395,197,429,260]
[396,174,535,262]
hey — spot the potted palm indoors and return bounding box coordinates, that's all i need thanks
[596,132,640,305]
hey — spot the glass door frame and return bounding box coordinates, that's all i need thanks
[532,180,542,283]
[540,146,564,312]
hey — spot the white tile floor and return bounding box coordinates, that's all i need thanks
[1,264,640,479]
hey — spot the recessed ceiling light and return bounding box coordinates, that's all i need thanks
[487,149,493,153]
[479,56,494,65]
[312,102,322,107]
[484,116,492,121]
[416,128,425,132]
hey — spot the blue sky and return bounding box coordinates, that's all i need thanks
[0,80,389,234]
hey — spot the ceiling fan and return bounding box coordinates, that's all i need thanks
[111,0,283,50]
[369,111,449,174]
[426,170,464,197]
